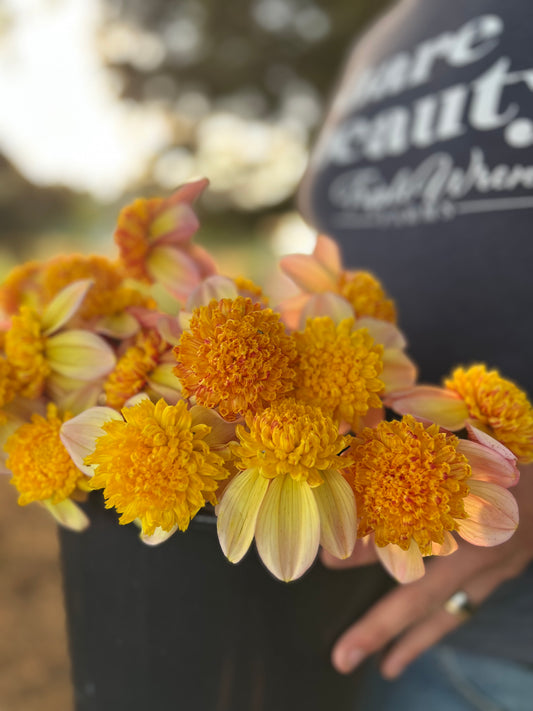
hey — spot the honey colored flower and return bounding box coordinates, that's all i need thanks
[293,317,384,430]
[4,281,116,399]
[279,234,396,329]
[114,179,217,301]
[174,297,297,420]
[388,364,533,463]
[217,399,356,581]
[104,330,180,409]
[86,398,230,536]
[343,415,519,583]
[4,404,90,531]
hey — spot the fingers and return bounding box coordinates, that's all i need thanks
[330,542,522,676]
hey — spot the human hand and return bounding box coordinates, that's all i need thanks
[321,462,533,679]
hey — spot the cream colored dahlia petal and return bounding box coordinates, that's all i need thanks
[431,531,458,556]
[387,386,469,430]
[312,468,357,560]
[186,276,238,311]
[41,279,93,336]
[60,406,123,476]
[42,498,90,531]
[189,405,237,448]
[300,292,353,325]
[255,474,320,582]
[140,524,179,546]
[457,439,519,488]
[216,467,269,564]
[381,349,417,393]
[94,312,140,339]
[280,253,338,293]
[357,317,406,349]
[458,480,519,546]
[375,539,425,583]
[147,363,182,403]
[46,330,116,380]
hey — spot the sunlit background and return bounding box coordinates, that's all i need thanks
[0,0,389,708]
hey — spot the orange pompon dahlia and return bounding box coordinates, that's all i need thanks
[4,404,90,531]
[292,316,384,431]
[114,179,217,301]
[82,398,231,538]
[174,296,297,420]
[217,398,356,581]
[343,415,519,583]
[279,234,396,329]
[388,364,533,463]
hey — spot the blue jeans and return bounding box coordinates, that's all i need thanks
[353,645,533,711]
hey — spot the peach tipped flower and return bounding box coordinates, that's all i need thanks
[114,179,217,301]
[342,415,519,583]
[217,398,357,581]
[174,296,297,421]
[83,398,231,538]
[292,316,384,431]
[279,234,396,329]
[4,403,90,531]
[388,364,533,463]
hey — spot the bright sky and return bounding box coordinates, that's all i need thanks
[0,0,171,200]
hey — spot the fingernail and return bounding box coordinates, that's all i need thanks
[334,647,366,674]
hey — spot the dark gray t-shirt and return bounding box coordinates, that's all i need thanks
[300,0,533,664]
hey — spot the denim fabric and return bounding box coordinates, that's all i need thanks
[353,645,533,711]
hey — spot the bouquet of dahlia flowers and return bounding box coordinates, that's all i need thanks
[1,179,530,583]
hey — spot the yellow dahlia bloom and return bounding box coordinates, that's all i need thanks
[292,316,384,430]
[217,399,357,581]
[82,398,231,538]
[4,403,89,531]
[174,296,297,420]
[343,415,519,583]
[388,364,533,463]
[4,280,116,401]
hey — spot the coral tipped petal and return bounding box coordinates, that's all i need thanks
[457,439,520,488]
[388,386,469,430]
[459,480,519,546]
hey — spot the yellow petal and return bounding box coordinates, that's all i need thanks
[150,203,198,243]
[42,498,90,531]
[147,363,182,403]
[375,539,425,583]
[217,467,269,564]
[387,386,469,430]
[94,312,140,339]
[45,330,116,380]
[60,406,122,475]
[41,279,93,336]
[255,474,320,582]
[381,349,418,393]
[313,468,357,559]
[458,480,519,546]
